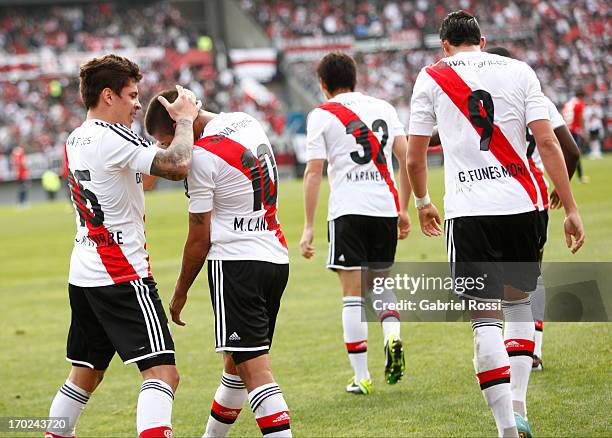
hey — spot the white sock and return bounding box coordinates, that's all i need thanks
[46,379,90,437]
[503,298,535,419]
[472,319,517,437]
[137,379,174,438]
[370,287,401,345]
[343,296,369,381]
[204,372,247,438]
[534,321,543,359]
[248,383,291,437]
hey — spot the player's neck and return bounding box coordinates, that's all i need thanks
[446,45,481,57]
[327,88,354,99]
[86,108,124,126]
[194,110,218,138]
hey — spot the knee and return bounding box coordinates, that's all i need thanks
[142,366,180,392]
[69,367,106,393]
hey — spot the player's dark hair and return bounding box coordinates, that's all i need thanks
[439,10,481,46]
[575,88,585,98]
[79,54,142,109]
[316,52,357,93]
[144,89,178,136]
[486,47,513,58]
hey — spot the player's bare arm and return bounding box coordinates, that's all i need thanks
[529,119,585,253]
[170,211,212,325]
[300,159,325,258]
[150,85,202,181]
[392,135,412,239]
[406,134,442,237]
[549,124,581,208]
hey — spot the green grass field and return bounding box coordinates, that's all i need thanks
[1,157,611,437]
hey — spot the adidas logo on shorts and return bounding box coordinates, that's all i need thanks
[229,332,241,341]
[338,254,346,262]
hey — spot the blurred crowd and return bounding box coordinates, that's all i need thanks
[0,0,609,169]
[0,1,287,164]
[0,1,197,54]
[246,0,609,136]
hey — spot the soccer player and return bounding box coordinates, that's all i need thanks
[406,12,584,438]
[429,46,581,371]
[46,54,201,438]
[300,52,412,395]
[562,88,588,182]
[486,47,580,371]
[144,90,291,437]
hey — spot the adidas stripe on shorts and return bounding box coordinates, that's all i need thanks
[66,277,175,370]
[327,214,398,271]
[207,260,288,355]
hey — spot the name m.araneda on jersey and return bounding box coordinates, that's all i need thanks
[346,169,391,182]
[458,162,528,183]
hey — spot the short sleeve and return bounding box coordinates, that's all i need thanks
[386,102,406,137]
[408,68,436,136]
[522,64,549,125]
[306,108,329,160]
[187,149,215,213]
[103,125,159,173]
[545,97,565,129]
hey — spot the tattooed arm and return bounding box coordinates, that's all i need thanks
[169,212,211,326]
[150,85,202,181]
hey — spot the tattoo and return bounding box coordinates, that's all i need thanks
[189,212,207,225]
[150,120,194,180]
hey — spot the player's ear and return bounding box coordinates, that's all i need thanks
[101,88,114,106]
[441,40,450,56]
[479,36,486,50]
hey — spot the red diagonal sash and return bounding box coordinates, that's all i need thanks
[319,102,400,212]
[196,135,287,249]
[425,61,538,207]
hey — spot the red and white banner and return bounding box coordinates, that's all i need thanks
[229,48,277,82]
[279,36,354,62]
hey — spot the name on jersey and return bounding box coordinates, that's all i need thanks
[233,216,267,232]
[67,136,92,147]
[346,169,391,182]
[209,117,254,140]
[458,163,527,183]
[75,230,124,247]
[444,59,508,68]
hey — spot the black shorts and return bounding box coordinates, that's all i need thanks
[67,277,175,371]
[445,211,541,301]
[327,215,398,271]
[537,209,549,251]
[208,260,288,359]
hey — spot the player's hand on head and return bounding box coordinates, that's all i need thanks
[300,227,315,259]
[158,85,202,122]
[169,290,188,326]
[549,188,562,209]
[398,211,411,240]
[417,203,442,237]
[564,210,585,254]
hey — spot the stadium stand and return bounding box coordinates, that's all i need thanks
[0,0,289,181]
[244,0,609,132]
[0,0,608,185]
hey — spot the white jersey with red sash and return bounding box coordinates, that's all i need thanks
[526,96,566,211]
[66,119,161,286]
[409,51,550,219]
[306,91,404,220]
[186,112,288,264]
